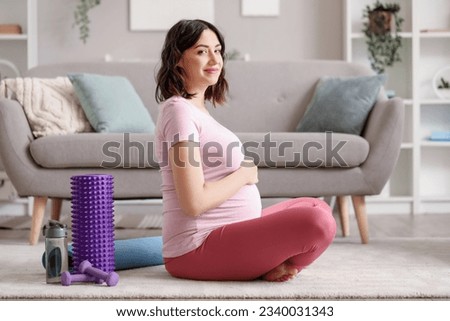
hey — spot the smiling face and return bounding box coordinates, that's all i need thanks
[177,29,223,97]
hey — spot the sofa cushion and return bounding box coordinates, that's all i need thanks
[30,132,369,170]
[237,132,368,168]
[30,133,158,169]
[68,73,155,133]
[295,74,386,135]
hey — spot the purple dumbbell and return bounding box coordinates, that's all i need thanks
[79,260,119,287]
[61,271,97,286]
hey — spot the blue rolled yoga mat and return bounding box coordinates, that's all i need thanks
[101,236,164,270]
[42,236,164,271]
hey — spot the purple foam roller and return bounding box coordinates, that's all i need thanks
[71,174,115,273]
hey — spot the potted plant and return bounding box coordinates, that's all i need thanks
[436,77,450,99]
[437,77,450,89]
[362,1,404,74]
[73,0,101,44]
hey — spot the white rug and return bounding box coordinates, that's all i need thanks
[1,237,449,299]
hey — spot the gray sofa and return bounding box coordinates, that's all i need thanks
[0,60,404,245]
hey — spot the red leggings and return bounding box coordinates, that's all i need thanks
[164,197,336,281]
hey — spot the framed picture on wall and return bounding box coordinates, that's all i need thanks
[241,0,280,17]
[129,0,214,31]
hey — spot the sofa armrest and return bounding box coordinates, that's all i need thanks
[360,97,405,194]
[0,98,37,196]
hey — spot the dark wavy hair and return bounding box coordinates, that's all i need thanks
[155,19,229,106]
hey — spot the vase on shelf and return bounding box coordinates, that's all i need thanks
[436,89,450,100]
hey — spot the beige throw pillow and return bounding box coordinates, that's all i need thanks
[0,77,92,137]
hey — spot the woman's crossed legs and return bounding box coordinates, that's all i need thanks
[164,197,336,281]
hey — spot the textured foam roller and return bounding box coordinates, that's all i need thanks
[71,174,115,272]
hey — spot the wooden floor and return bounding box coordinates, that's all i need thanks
[0,213,449,244]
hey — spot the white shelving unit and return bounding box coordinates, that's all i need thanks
[344,0,450,214]
[0,0,37,77]
[0,0,36,216]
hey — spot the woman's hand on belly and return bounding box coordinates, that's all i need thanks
[239,159,258,185]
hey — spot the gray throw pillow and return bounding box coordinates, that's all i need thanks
[296,74,386,135]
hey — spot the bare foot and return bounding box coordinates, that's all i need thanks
[262,263,299,282]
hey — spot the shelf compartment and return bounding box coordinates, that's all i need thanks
[401,104,413,144]
[0,0,28,34]
[420,147,450,198]
[389,148,413,197]
[419,38,450,100]
[349,38,413,99]
[420,104,450,141]
[416,0,450,34]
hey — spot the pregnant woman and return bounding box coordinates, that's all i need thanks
[154,19,336,282]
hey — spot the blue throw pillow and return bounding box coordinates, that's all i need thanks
[296,74,386,135]
[68,73,155,133]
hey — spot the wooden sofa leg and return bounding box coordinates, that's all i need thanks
[51,198,63,221]
[351,195,369,244]
[337,196,350,237]
[29,196,48,245]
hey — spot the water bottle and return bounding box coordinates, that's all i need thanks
[43,220,68,283]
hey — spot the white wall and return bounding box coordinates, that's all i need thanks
[37,0,343,64]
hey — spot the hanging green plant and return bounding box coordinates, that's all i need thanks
[73,0,101,44]
[362,1,404,74]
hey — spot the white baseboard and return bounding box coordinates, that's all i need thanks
[0,198,164,217]
[0,199,30,216]
[0,197,448,217]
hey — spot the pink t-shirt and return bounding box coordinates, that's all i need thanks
[155,96,262,258]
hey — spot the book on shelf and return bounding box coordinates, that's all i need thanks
[429,131,450,141]
[0,24,22,34]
